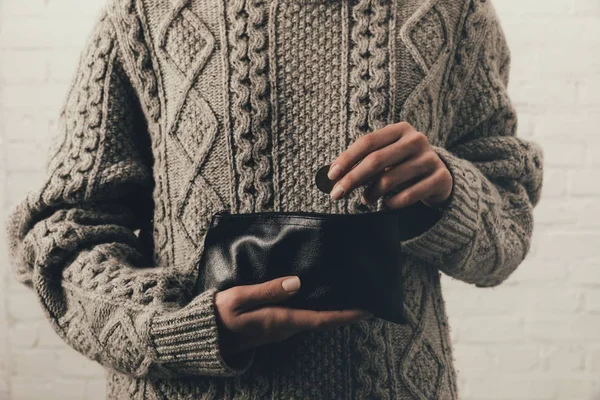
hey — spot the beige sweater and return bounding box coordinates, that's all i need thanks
[6,0,544,398]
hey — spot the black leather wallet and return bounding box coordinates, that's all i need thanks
[194,201,442,324]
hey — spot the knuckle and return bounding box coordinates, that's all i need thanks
[400,190,414,205]
[262,313,278,335]
[413,131,428,146]
[384,196,395,208]
[226,315,245,333]
[365,152,384,171]
[335,155,348,169]
[313,314,327,330]
[217,289,240,312]
[395,121,411,131]
[379,175,395,193]
[340,175,353,190]
[438,167,453,185]
[405,132,420,148]
[423,150,439,166]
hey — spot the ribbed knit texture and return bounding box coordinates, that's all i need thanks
[5,0,544,399]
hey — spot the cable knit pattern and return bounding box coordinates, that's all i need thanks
[5,0,544,399]
[226,0,274,214]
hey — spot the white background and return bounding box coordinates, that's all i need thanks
[1,0,599,399]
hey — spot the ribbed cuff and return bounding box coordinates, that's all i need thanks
[399,146,482,267]
[148,288,256,377]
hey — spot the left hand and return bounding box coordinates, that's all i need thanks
[327,121,453,209]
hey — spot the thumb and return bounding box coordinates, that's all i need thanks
[237,276,301,310]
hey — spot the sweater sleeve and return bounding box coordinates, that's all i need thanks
[5,9,255,379]
[399,1,544,287]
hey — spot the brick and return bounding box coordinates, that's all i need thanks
[510,79,577,110]
[525,288,583,314]
[540,168,567,197]
[0,50,49,83]
[573,0,600,16]
[45,1,105,21]
[585,289,600,312]
[12,349,59,376]
[537,233,600,263]
[1,0,48,17]
[47,50,83,82]
[11,377,86,400]
[0,107,57,141]
[525,315,600,342]
[571,261,600,286]
[587,144,600,166]
[4,140,50,172]
[492,345,541,373]
[451,344,491,374]
[509,258,570,283]
[57,348,105,379]
[529,46,600,79]
[455,344,542,374]
[9,320,65,350]
[454,316,524,344]
[0,382,8,400]
[0,16,98,49]
[540,345,586,372]
[0,83,69,111]
[514,110,535,138]
[5,170,47,209]
[85,379,107,400]
[466,375,557,400]
[7,290,45,321]
[494,0,574,17]
[579,201,600,227]
[534,112,600,141]
[555,378,600,400]
[569,168,600,195]
[532,198,577,226]
[589,346,600,372]
[37,321,66,348]
[8,322,39,349]
[539,140,586,166]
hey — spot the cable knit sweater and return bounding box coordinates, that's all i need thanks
[6,0,544,398]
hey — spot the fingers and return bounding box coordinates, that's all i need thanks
[361,150,440,205]
[329,135,415,201]
[329,125,429,201]
[230,276,302,312]
[216,278,374,355]
[242,306,372,338]
[327,122,410,182]
[283,308,372,332]
[383,167,452,209]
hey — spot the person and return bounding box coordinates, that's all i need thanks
[5,0,544,398]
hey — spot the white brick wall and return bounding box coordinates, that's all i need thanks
[0,0,599,399]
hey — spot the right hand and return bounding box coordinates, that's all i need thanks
[215,276,372,358]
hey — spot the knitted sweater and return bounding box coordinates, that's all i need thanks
[6,0,544,398]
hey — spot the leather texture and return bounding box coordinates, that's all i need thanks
[195,201,443,324]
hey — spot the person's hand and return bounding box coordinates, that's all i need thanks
[327,121,453,209]
[214,276,372,358]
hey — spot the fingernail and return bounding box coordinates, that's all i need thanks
[327,164,342,180]
[330,184,344,200]
[282,276,301,292]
